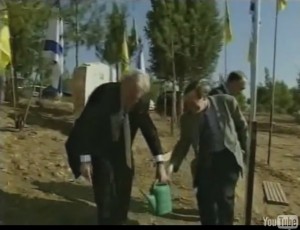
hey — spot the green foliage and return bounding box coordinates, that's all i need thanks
[91,3,139,65]
[256,67,293,114]
[62,0,106,54]
[235,93,247,111]
[145,0,223,84]
[2,0,105,79]
[5,0,51,77]
[101,3,127,64]
[127,19,139,58]
[61,1,86,49]
[257,82,293,113]
[288,73,300,114]
[88,3,139,65]
[59,0,106,68]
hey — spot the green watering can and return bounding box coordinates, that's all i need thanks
[140,182,173,216]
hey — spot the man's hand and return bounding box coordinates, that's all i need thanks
[80,162,93,183]
[156,163,170,184]
[167,163,174,177]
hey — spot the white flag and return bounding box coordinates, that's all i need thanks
[136,41,146,73]
[43,9,64,93]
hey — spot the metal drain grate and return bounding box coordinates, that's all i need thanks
[262,181,289,206]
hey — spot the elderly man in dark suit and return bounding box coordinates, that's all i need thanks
[66,70,169,225]
[168,80,248,225]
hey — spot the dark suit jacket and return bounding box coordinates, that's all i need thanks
[170,95,248,175]
[65,82,163,178]
[209,84,228,96]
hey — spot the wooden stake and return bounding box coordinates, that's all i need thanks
[23,72,39,128]
[244,121,258,225]
[9,65,17,121]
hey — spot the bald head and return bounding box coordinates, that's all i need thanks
[226,71,247,96]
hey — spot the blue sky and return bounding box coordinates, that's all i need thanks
[66,0,300,95]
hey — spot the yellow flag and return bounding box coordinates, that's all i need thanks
[0,12,11,70]
[224,0,233,44]
[121,32,130,74]
[277,0,287,12]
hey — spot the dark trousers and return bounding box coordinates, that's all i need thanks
[92,155,134,225]
[196,149,240,225]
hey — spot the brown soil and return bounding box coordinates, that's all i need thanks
[0,101,299,225]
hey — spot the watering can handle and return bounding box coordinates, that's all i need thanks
[149,180,159,191]
[151,179,169,189]
[152,179,160,187]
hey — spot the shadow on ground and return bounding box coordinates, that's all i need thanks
[164,208,199,222]
[18,100,73,117]
[0,127,19,133]
[8,109,73,136]
[32,181,148,219]
[284,154,300,160]
[0,189,96,225]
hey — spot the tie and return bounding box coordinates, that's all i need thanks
[199,112,211,150]
[123,113,132,169]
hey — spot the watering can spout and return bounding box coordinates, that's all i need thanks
[139,189,157,213]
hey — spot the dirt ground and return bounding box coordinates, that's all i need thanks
[0,101,300,225]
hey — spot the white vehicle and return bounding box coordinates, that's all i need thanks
[71,62,117,118]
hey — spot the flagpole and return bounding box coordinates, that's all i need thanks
[224,43,227,78]
[249,4,260,123]
[75,0,79,68]
[244,0,261,225]
[267,1,279,166]
[58,0,63,97]
[224,1,228,78]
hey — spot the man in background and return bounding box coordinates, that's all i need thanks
[168,80,248,225]
[66,70,169,225]
[210,71,246,96]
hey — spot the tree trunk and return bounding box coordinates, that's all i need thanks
[178,78,185,119]
[13,68,19,104]
[163,84,167,118]
[170,39,177,136]
[171,77,177,136]
[116,63,120,81]
[0,75,5,104]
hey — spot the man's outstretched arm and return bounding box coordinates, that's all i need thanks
[168,114,192,173]
[136,110,169,183]
[137,111,165,162]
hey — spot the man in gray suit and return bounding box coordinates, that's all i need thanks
[209,71,247,96]
[168,80,248,225]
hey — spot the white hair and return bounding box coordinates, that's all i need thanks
[121,70,151,94]
[198,79,211,96]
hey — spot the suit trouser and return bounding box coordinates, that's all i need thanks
[190,158,198,188]
[196,149,240,225]
[92,156,134,225]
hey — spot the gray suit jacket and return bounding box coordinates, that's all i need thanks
[170,94,248,174]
